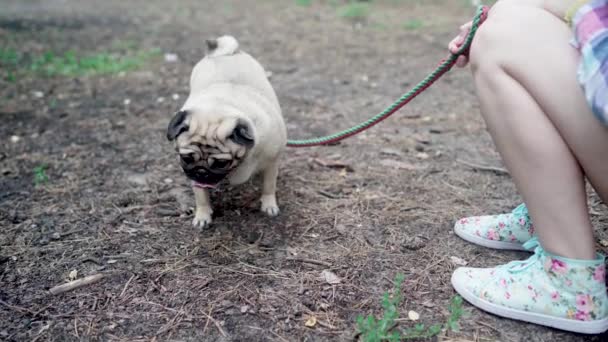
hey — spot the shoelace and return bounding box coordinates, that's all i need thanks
[499,237,544,273]
[511,203,529,219]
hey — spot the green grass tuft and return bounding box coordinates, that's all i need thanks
[356,274,467,341]
[338,2,371,19]
[403,18,424,30]
[0,46,159,80]
[29,50,158,77]
[296,0,312,6]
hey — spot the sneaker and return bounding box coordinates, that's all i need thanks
[451,238,608,334]
[454,203,534,251]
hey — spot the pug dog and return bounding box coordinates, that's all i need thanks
[166,35,287,228]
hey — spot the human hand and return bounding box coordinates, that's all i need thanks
[448,21,473,68]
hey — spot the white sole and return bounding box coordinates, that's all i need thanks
[454,224,529,252]
[451,273,608,334]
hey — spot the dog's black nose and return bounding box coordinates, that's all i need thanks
[183,167,226,185]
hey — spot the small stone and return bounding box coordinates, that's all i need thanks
[163,178,173,184]
[123,98,131,106]
[126,173,148,186]
[408,310,420,321]
[240,305,249,313]
[51,232,61,240]
[416,152,430,160]
[32,91,44,98]
[164,53,179,62]
[10,135,20,143]
[172,93,180,101]
[156,97,165,103]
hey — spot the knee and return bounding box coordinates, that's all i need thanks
[469,2,523,74]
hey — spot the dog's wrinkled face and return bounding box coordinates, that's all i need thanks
[166,110,255,187]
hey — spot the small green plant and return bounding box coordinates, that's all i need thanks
[296,0,312,6]
[357,274,405,341]
[356,275,467,341]
[338,2,371,19]
[445,294,465,332]
[33,165,49,186]
[1,48,21,81]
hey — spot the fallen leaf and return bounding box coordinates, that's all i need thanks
[305,316,317,327]
[321,270,341,285]
[68,269,78,281]
[379,159,418,170]
[450,256,468,266]
[408,310,420,321]
[420,300,435,308]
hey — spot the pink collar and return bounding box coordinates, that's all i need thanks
[192,181,217,190]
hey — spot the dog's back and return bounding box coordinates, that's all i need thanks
[188,36,280,113]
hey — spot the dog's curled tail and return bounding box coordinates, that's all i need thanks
[206,36,239,57]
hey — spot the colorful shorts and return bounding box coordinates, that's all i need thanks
[571,0,608,126]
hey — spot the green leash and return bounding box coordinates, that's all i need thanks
[286,5,489,148]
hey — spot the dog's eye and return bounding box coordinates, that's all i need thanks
[180,153,195,164]
[212,159,231,169]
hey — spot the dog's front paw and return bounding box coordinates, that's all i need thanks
[192,211,213,229]
[260,194,280,217]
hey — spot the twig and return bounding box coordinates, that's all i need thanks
[317,190,342,199]
[457,159,509,175]
[269,330,290,342]
[286,257,332,267]
[120,275,137,298]
[476,320,501,333]
[0,299,37,315]
[49,274,105,295]
[200,307,227,337]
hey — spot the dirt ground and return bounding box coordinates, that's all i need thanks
[1,0,607,341]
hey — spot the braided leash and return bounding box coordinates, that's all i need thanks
[286,5,489,148]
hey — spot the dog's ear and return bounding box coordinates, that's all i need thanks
[167,110,190,141]
[230,120,254,146]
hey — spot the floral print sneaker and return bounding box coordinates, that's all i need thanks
[454,203,535,251]
[452,238,608,334]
